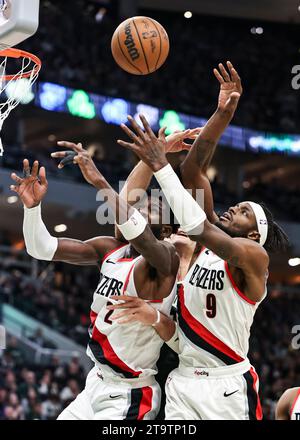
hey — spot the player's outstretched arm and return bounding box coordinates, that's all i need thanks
[10,159,122,265]
[115,121,200,240]
[51,142,179,277]
[180,61,242,223]
[118,114,268,302]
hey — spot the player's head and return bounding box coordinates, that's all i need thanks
[138,191,179,241]
[215,201,289,253]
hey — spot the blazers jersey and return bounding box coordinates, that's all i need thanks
[87,244,177,379]
[177,247,267,368]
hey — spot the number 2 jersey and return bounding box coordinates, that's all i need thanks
[86,244,177,379]
[177,247,267,368]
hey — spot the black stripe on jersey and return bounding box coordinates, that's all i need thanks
[177,298,237,366]
[243,370,260,420]
[88,339,137,379]
[124,389,143,420]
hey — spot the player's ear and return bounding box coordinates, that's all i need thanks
[160,225,173,239]
[248,230,260,243]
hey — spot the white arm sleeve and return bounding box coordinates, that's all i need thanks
[116,207,147,241]
[23,204,58,261]
[165,323,180,354]
[154,164,206,235]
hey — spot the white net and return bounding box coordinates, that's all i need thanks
[0,51,40,156]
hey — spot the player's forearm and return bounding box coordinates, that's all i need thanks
[95,176,174,273]
[153,312,176,341]
[119,160,153,205]
[181,108,234,175]
[23,204,58,260]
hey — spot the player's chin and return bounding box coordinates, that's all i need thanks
[170,231,190,245]
[215,219,231,233]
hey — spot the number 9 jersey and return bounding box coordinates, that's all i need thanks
[177,247,267,369]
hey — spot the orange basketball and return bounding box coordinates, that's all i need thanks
[111,16,169,75]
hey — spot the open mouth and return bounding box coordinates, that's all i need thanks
[220,212,232,221]
[177,230,188,237]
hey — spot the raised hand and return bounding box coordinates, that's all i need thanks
[10,160,48,208]
[214,61,242,114]
[165,127,202,153]
[51,141,103,187]
[117,114,169,172]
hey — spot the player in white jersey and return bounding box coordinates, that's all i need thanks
[276,387,300,420]
[9,130,202,420]
[116,63,290,420]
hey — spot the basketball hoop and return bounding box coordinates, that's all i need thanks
[0,48,41,156]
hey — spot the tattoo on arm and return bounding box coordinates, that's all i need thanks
[195,138,217,170]
[212,244,240,266]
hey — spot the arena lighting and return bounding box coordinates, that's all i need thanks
[159,110,186,135]
[39,82,67,111]
[134,103,159,128]
[34,81,300,156]
[184,11,192,19]
[101,98,128,124]
[54,224,67,233]
[7,195,18,204]
[5,78,34,104]
[288,258,300,267]
[249,135,300,153]
[67,90,96,119]
[256,27,264,35]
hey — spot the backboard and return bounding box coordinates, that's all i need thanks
[0,0,39,50]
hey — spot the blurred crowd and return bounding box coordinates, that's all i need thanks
[0,335,85,420]
[0,262,97,346]
[1,249,300,419]
[21,0,299,133]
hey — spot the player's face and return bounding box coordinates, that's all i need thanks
[138,197,173,240]
[168,229,196,256]
[216,202,258,239]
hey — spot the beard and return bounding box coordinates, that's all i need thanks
[150,225,164,240]
[215,219,248,239]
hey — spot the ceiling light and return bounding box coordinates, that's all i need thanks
[288,258,300,267]
[184,11,192,19]
[7,196,18,204]
[54,224,67,233]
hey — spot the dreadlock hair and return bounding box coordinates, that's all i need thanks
[259,202,290,254]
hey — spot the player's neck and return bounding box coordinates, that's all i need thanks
[127,245,140,259]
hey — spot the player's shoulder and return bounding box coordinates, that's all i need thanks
[277,387,300,418]
[281,387,300,401]
[85,236,127,260]
[232,237,269,263]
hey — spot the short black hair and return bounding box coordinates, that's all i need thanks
[260,202,290,253]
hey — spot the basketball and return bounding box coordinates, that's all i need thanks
[111,16,169,75]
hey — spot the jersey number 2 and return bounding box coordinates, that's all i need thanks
[206,294,216,318]
[104,301,113,325]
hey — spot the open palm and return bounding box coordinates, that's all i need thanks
[214,61,243,112]
[10,159,48,208]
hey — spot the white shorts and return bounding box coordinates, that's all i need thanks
[57,366,161,420]
[165,360,262,420]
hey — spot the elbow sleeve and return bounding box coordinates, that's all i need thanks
[23,204,58,260]
[154,164,206,235]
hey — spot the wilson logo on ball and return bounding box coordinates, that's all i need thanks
[124,22,140,61]
[111,16,170,75]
